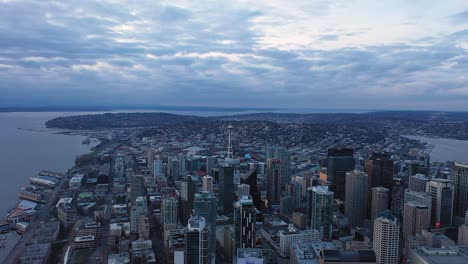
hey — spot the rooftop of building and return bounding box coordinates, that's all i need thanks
[108,252,130,264]
[237,248,264,259]
[78,192,94,199]
[310,185,333,195]
[372,186,390,192]
[405,189,431,197]
[84,221,101,229]
[320,249,376,262]
[429,178,453,184]
[412,246,468,264]
[376,210,399,225]
[411,173,429,179]
[58,202,76,212]
[74,235,95,242]
[56,197,73,208]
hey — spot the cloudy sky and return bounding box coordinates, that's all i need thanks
[1,0,468,110]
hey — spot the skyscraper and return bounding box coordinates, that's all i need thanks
[169,158,180,180]
[327,148,355,201]
[280,196,295,217]
[202,175,213,192]
[457,209,468,246]
[234,195,256,249]
[293,181,303,209]
[205,156,216,175]
[403,202,430,240]
[266,158,282,205]
[154,159,164,178]
[345,170,368,227]
[240,167,262,210]
[371,187,389,220]
[408,174,429,192]
[219,163,234,215]
[130,175,145,204]
[453,162,468,217]
[181,175,198,225]
[237,184,251,200]
[427,179,454,227]
[365,152,394,213]
[193,192,217,263]
[131,196,148,234]
[373,210,400,264]
[162,197,179,225]
[185,213,210,264]
[147,148,154,170]
[308,186,334,239]
[266,146,291,185]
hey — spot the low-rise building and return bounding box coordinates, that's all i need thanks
[237,248,265,264]
[20,243,52,264]
[58,203,77,228]
[35,220,60,243]
[69,173,84,189]
[279,229,321,257]
[108,252,130,264]
[74,235,96,249]
[96,183,109,198]
[408,246,468,264]
[78,221,101,240]
[318,249,376,264]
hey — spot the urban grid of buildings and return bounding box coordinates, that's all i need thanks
[2,118,468,264]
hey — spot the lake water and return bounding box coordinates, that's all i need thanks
[0,112,100,215]
[404,135,468,163]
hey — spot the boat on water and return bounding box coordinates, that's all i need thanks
[38,170,64,179]
[18,187,46,204]
[30,175,58,188]
[82,138,91,145]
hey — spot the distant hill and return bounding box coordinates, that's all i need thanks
[45,112,208,129]
[45,110,468,130]
[218,112,366,122]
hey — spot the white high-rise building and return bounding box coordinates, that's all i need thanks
[373,210,400,264]
[202,175,213,192]
[237,184,251,200]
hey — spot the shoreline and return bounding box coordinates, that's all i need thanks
[403,134,468,163]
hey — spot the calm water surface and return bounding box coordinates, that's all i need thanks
[405,135,468,163]
[0,112,99,215]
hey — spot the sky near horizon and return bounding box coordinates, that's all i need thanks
[0,0,468,110]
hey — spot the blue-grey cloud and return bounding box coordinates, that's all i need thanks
[0,0,467,110]
[450,10,468,24]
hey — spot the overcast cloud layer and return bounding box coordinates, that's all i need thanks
[1,0,468,110]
